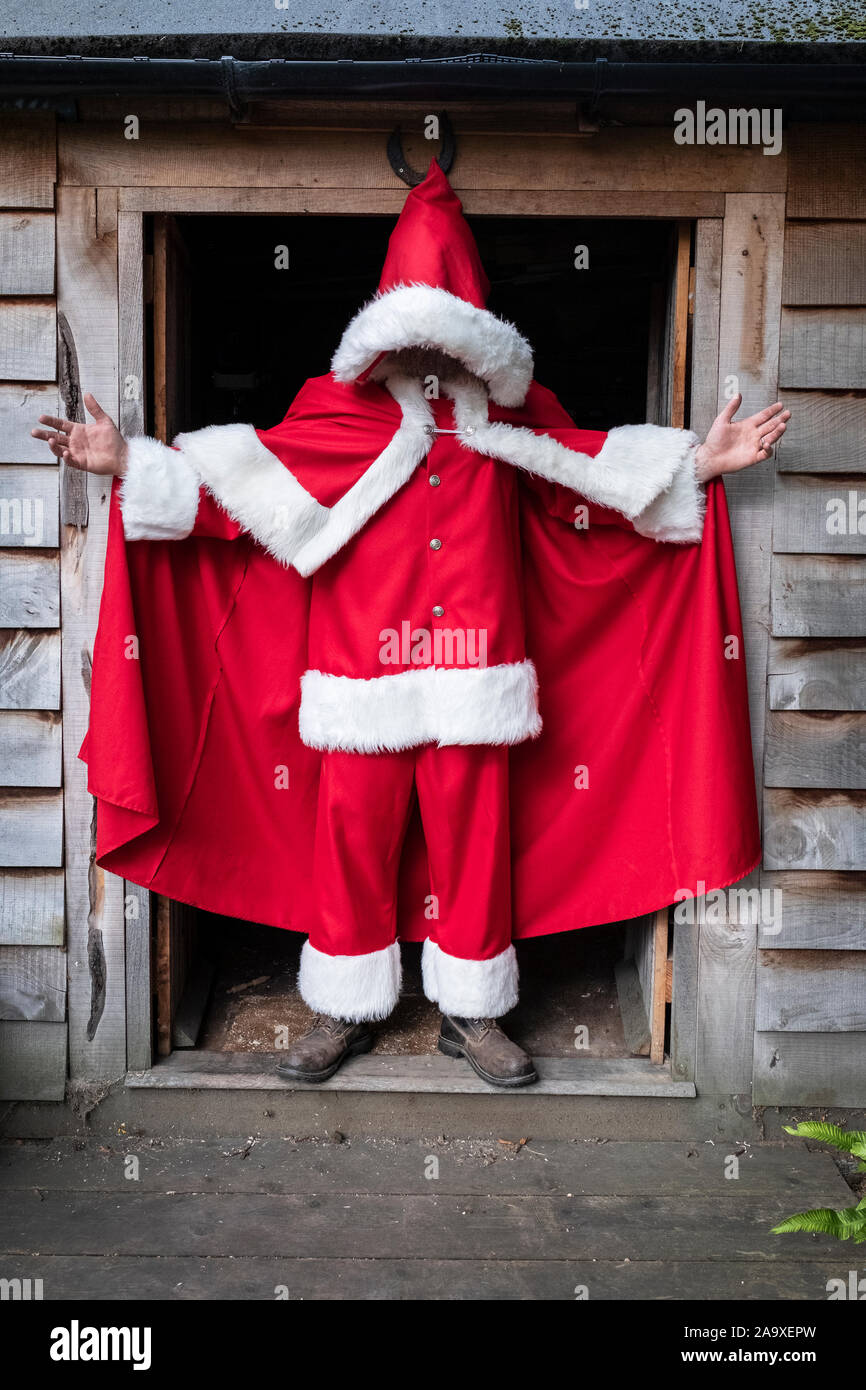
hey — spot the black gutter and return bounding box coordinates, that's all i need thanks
[0,53,864,104]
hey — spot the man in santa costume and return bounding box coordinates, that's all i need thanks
[35,163,788,1087]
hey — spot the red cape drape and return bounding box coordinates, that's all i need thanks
[82,379,760,939]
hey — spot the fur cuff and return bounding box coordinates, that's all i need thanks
[298,939,402,1023]
[174,422,328,565]
[422,939,519,1017]
[298,659,541,753]
[609,426,706,543]
[119,436,201,541]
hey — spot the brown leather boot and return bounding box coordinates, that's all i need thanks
[438,1015,538,1088]
[275,1014,374,1083]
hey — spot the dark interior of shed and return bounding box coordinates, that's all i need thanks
[151,211,680,1061]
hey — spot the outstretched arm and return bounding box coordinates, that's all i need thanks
[33,394,242,542]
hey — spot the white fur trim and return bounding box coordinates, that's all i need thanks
[629,433,706,543]
[449,385,704,535]
[173,422,328,565]
[422,939,519,1017]
[119,436,201,541]
[291,374,434,576]
[299,659,540,753]
[331,284,533,408]
[298,939,401,1023]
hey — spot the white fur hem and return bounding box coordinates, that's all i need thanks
[119,436,201,541]
[298,939,401,1022]
[331,284,534,408]
[422,939,519,1017]
[173,422,328,565]
[298,659,541,752]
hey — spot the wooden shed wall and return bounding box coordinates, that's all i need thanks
[0,104,863,1105]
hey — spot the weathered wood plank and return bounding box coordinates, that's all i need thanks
[0,631,61,710]
[777,390,866,474]
[0,790,63,868]
[773,475,866,555]
[56,185,126,1084]
[0,945,66,1022]
[768,639,866,710]
[0,1137,847,1201]
[756,948,866,1033]
[0,1254,851,1302]
[754,1031,866,1106]
[0,710,62,787]
[0,113,56,209]
[760,871,866,950]
[0,869,64,946]
[61,125,786,194]
[0,465,59,547]
[0,300,56,381]
[779,308,866,390]
[0,383,60,464]
[763,789,866,871]
[128,1052,695,1098]
[0,213,55,296]
[787,124,866,220]
[0,1020,66,1101]
[782,222,866,306]
[695,193,784,1096]
[0,551,59,627]
[772,555,866,638]
[118,185,726,218]
[764,710,866,789]
[0,1191,843,1263]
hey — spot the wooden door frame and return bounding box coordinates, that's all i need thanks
[115,191,717,1078]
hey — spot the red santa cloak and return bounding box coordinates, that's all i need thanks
[81,162,760,1018]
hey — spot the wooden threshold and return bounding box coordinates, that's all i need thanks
[126,1051,696,1097]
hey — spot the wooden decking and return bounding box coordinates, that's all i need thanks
[0,1135,855,1300]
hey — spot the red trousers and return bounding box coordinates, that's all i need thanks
[297,745,519,1022]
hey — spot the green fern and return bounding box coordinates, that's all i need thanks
[774,1126,866,1243]
[783,1122,866,1170]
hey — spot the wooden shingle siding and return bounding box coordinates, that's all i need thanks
[764,711,866,789]
[777,391,866,474]
[0,213,55,296]
[0,299,57,381]
[0,1021,66,1101]
[0,790,64,868]
[763,790,866,872]
[754,1032,866,1106]
[0,112,67,1100]
[0,466,60,547]
[756,949,866,1032]
[0,944,66,1022]
[779,307,866,390]
[0,869,64,946]
[768,639,866,711]
[0,551,60,627]
[787,125,866,221]
[782,223,866,306]
[773,474,866,554]
[0,631,61,710]
[760,872,866,950]
[771,555,866,637]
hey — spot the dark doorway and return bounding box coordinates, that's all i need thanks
[147,211,687,1068]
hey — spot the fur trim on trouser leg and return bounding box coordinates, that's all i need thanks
[422,939,518,1018]
[298,939,401,1023]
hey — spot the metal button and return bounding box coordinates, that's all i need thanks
[429,474,441,487]
[432,605,445,618]
[429,538,442,551]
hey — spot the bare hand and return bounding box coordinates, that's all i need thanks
[695,395,790,482]
[31,393,128,476]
